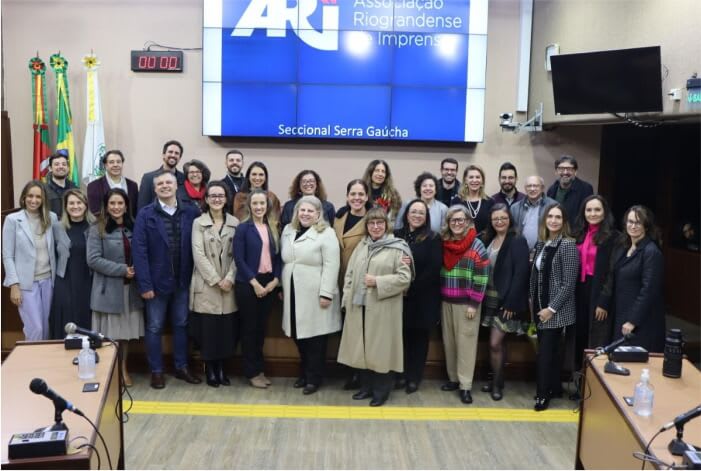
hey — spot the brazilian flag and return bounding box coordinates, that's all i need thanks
[50,53,79,186]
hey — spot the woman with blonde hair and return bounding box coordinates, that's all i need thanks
[451,164,494,233]
[49,189,95,339]
[281,195,341,394]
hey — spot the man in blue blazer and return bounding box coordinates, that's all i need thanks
[133,170,200,389]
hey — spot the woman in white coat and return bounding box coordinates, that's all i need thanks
[281,195,341,395]
[2,181,58,340]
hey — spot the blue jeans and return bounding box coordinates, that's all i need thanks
[145,289,189,373]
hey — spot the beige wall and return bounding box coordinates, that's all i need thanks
[2,0,601,209]
[530,0,701,124]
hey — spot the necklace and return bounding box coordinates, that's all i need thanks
[465,199,481,219]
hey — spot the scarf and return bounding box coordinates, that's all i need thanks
[352,235,414,306]
[185,180,206,201]
[578,224,599,282]
[442,227,477,271]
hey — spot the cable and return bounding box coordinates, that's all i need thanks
[639,428,665,470]
[80,410,113,469]
[143,40,201,51]
[611,113,662,129]
[76,442,102,469]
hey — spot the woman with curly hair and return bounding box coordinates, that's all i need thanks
[280,170,335,227]
[362,159,402,223]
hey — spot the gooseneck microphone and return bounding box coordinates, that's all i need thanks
[29,378,83,416]
[64,322,108,342]
[596,332,635,355]
[661,405,701,432]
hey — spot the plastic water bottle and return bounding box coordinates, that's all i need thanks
[78,337,96,380]
[633,368,654,417]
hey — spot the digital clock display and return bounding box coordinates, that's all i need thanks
[131,51,183,72]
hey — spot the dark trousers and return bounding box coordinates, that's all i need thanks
[293,335,328,386]
[403,327,430,384]
[536,327,564,398]
[235,273,274,379]
[359,369,394,400]
[573,277,594,373]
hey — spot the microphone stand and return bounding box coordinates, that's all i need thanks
[41,402,69,433]
[603,351,630,376]
[669,423,696,456]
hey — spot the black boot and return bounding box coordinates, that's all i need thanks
[491,372,504,401]
[217,360,230,386]
[205,361,220,388]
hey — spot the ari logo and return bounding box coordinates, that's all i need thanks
[232,0,339,51]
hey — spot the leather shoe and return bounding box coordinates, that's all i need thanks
[293,377,307,388]
[490,387,503,401]
[405,381,419,394]
[343,373,361,390]
[459,389,473,404]
[174,367,202,384]
[534,397,550,411]
[150,372,165,389]
[302,384,319,395]
[441,381,460,391]
[216,361,230,386]
[352,390,372,400]
[205,362,220,388]
[370,395,388,407]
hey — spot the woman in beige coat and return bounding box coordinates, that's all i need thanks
[281,196,341,395]
[337,207,413,407]
[190,181,239,388]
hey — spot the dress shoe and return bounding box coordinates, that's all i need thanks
[490,387,503,401]
[441,381,460,391]
[302,384,319,395]
[394,378,406,390]
[352,390,372,400]
[174,367,202,384]
[405,381,419,394]
[216,362,231,386]
[260,374,272,386]
[534,397,550,411]
[343,373,361,390]
[293,377,307,388]
[370,395,388,407]
[459,389,473,404]
[150,373,165,389]
[205,362,220,388]
[250,375,268,389]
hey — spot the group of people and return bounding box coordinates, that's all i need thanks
[2,142,666,410]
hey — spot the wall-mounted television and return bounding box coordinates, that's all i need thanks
[551,46,663,115]
[202,0,489,143]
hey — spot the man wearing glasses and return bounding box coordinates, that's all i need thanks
[436,158,460,207]
[546,155,593,220]
[510,176,557,252]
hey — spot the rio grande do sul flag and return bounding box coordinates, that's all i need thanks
[29,56,51,180]
[50,53,79,186]
[81,53,106,184]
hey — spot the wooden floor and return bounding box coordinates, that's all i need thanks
[122,374,579,469]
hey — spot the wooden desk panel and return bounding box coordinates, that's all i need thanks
[577,354,701,469]
[1,341,123,469]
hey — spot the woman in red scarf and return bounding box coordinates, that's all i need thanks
[177,159,210,213]
[439,205,489,405]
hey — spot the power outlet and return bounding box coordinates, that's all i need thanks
[668,88,682,101]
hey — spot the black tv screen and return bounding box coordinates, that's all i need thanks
[551,46,663,115]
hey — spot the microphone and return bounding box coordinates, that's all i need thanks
[596,333,635,355]
[661,405,701,432]
[64,322,106,342]
[29,378,83,416]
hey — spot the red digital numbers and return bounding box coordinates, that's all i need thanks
[133,51,182,72]
[158,56,179,70]
[138,56,157,69]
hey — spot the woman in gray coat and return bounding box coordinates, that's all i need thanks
[87,188,144,386]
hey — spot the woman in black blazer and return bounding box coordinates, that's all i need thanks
[571,195,619,375]
[479,203,530,401]
[233,189,282,389]
[609,205,665,352]
[529,203,579,411]
[393,199,442,394]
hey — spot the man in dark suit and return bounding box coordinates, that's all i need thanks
[546,155,594,220]
[436,157,459,207]
[45,152,77,217]
[133,170,201,389]
[86,149,139,217]
[221,149,245,199]
[137,140,186,210]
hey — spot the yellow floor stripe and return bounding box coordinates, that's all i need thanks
[129,400,579,423]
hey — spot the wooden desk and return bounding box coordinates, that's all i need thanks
[1,341,124,469]
[576,353,701,469]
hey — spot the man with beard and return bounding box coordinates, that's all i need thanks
[546,155,593,220]
[137,140,186,210]
[221,150,245,213]
[45,151,77,217]
[436,158,459,207]
[491,162,525,209]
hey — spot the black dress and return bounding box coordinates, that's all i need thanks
[49,221,92,339]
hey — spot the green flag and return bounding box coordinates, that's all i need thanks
[50,53,79,186]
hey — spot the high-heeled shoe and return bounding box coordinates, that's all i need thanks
[205,361,220,388]
[216,361,230,386]
[534,397,550,411]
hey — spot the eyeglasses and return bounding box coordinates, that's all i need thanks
[491,217,509,223]
[556,166,576,172]
[367,220,386,227]
[300,178,316,185]
[449,218,466,224]
[626,220,642,227]
[207,194,226,200]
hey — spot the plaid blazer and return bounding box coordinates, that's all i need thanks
[529,236,579,329]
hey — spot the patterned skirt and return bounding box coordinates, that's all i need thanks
[480,287,527,335]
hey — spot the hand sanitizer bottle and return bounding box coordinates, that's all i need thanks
[78,337,96,380]
[633,368,654,417]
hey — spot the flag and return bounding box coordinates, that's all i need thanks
[50,53,79,186]
[29,56,51,180]
[81,53,106,184]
